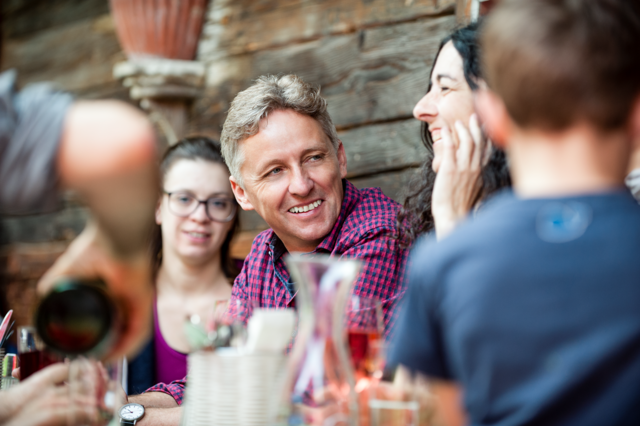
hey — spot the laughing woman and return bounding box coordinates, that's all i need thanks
[397,22,511,244]
[127,137,240,395]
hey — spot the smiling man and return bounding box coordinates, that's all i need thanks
[222,74,407,321]
[123,75,409,417]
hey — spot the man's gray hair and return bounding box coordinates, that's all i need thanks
[220,74,340,187]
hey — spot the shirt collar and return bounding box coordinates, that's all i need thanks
[266,179,361,261]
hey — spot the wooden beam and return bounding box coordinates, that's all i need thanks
[238,209,269,233]
[2,14,125,95]
[229,229,263,260]
[2,0,110,39]
[199,0,457,60]
[350,167,420,204]
[340,119,424,179]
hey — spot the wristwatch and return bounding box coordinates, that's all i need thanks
[119,403,145,425]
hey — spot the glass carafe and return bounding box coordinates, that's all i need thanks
[277,254,362,426]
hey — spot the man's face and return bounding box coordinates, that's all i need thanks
[230,109,347,253]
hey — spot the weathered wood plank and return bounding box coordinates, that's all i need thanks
[198,0,456,60]
[230,230,262,259]
[70,80,131,102]
[2,14,125,93]
[3,0,111,39]
[193,15,456,135]
[340,119,424,178]
[239,209,269,233]
[350,167,419,204]
[0,207,88,244]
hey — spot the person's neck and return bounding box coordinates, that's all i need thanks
[508,123,630,198]
[157,250,227,296]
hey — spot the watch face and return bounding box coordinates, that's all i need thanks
[120,403,144,421]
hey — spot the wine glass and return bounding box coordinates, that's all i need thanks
[344,295,385,381]
[67,356,123,425]
[17,326,59,380]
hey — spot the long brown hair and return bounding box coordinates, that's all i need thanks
[151,136,241,281]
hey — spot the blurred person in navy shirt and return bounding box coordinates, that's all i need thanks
[390,1,640,425]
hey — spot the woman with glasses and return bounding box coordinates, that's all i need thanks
[127,136,240,395]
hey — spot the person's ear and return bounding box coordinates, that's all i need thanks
[155,198,163,225]
[475,88,511,149]
[229,175,255,211]
[336,141,348,179]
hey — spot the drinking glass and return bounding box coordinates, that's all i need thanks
[368,367,435,426]
[344,295,385,380]
[218,298,255,325]
[18,326,59,380]
[369,398,419,426]
[215,298,253,348]
[67,356,123,425]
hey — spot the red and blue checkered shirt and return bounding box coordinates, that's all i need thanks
[145,180,409,404]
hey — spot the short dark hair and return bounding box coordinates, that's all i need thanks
[482,0,640,131]
[152,137,240,280]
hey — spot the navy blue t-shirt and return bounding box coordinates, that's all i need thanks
[389,189,640,426]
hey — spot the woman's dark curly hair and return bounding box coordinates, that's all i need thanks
[396,21,511,247]
[151,136,241,281]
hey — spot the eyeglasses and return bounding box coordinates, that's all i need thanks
[164,191,237,223]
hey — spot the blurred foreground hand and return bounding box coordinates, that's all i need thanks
[0,363,100,426]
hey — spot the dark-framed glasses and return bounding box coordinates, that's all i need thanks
[164,191,237,223]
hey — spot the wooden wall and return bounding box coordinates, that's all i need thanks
[0,0,463,342]
[1,0,128,248]
[0,0,460,266]
[192,0,458,254]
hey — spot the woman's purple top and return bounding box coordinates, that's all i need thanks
[153,300,188,385]
[152,259,244,386]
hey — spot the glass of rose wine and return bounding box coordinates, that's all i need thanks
[345,295,385,379]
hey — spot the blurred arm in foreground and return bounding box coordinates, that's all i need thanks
[0,70,157,359]
[38,99,158,360]
[0,364,97,426]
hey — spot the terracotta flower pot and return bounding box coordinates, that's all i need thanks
[110,0,209,60]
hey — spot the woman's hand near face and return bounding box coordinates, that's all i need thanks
[432,114,490,240]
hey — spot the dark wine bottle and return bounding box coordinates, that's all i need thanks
[35,278,120,358]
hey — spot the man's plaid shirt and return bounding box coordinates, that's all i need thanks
[145,180,409,404]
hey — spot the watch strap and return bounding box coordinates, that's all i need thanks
[121,420,136,426]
